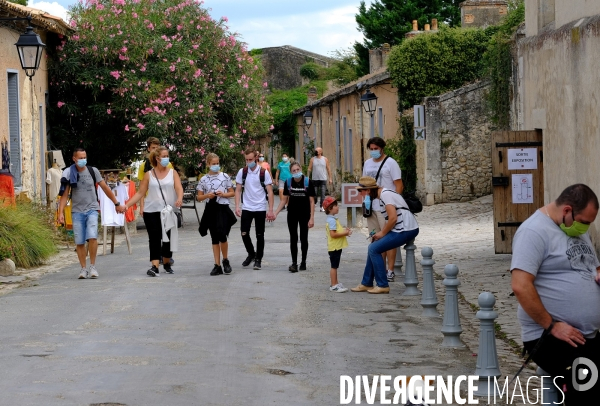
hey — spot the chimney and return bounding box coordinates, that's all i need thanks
[425,24,430,31]
[412,20,418,31]
[432,18,438,31]
[307,86,318,103]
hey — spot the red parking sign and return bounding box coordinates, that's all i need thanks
[341,183,363,207]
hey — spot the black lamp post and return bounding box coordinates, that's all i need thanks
[303,110,313,130]
[360,88,378,116]
[1,16,46,80]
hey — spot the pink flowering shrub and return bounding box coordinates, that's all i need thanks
[47,0,271,168]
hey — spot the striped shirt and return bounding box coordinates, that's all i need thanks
[378,189,419,233]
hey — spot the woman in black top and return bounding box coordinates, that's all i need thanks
[274,162,316,272]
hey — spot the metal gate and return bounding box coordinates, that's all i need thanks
[492,130,544,254]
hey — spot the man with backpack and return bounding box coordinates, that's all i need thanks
[58,147,125,279]
[235,147,275,270]
[362,137,404,281]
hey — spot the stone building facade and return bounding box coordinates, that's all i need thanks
[0,0,70,200]
[258,46,334,91]
[460,0,508,28]
[417,81,492,205]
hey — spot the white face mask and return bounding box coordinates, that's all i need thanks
[282,157,288,162]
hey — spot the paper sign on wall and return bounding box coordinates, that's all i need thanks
[512,174,533,204]
[507,148,537,170]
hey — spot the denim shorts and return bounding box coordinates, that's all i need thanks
[71,210,99,245]
[328,249,342,269]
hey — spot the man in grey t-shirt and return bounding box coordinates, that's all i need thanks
[511,183,600,403]
[58,147,124,279]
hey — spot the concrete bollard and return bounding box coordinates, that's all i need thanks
[441,264,464,348]
[402,239,419,296]
[394,246,404,277]
[473,292,502,397]
[420,247,439,317]
[537,367,562,405]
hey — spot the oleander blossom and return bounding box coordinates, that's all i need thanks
[47,0,273,169]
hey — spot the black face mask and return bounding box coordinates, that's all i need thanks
[315,151,320,156]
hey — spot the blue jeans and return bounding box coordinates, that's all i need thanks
[361,228,419,288]
[71,210,99,245]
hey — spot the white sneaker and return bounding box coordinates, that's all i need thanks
[89,265,99,279]
[78,268,88,279]
[320,207,325,212]
[330,283,348,293]
[387,270,395,281]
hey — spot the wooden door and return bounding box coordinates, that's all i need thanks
[492,130,544,254]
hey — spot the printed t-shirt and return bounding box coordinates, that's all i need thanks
[511,210,600,341]
[362,157,402,211]
[197,172,233,205]
[62,166,102,213]
[283,175,316,214]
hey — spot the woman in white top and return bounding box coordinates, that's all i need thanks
[351,176,419,294]
[197,153,237,276]
[125,146,183,277]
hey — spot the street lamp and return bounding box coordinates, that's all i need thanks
[360,88,378,116]
[0,16,46,80]
[303,110,313,130]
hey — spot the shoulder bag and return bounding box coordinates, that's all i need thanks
[153,169,182,228]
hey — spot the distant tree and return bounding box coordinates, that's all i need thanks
[7,0,27,6]
[354,0,461,76]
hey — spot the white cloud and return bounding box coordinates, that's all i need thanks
[232,5,364,56]
[28,1,69,22]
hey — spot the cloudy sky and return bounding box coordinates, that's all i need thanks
[28,0,372,57]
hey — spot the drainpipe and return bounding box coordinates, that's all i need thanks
[359,91,365,167]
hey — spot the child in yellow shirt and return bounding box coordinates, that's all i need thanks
[322,196,352,292]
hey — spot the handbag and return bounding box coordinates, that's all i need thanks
[402,192,423,214]
[153,169,182,228]
[362,156,390,218]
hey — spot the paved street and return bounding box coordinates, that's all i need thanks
[0,196,531,406]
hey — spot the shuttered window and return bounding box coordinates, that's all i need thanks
[7,72,21,186]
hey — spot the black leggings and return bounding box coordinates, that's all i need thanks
[143,211,172,261]
[287,211,309,264]
[240,210,266,260]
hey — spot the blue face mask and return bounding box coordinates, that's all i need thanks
[210,165,220,173]
[247,161,256,169]
[292,172,303,179]
[76,159,87,168]
[364,195,371,210]
[160,157,170,167]
[370,150,381,159]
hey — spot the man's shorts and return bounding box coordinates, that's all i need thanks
[71,210,99,245]
[278,179,286,190]
[366,210,386,233]
[328,249,342,269]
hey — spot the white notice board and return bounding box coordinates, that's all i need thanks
[512,174,533,204]
[507,148,537,170]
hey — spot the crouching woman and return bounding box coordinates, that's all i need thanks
[351,176,419,294]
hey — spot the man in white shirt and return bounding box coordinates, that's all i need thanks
[362,137,404,281]
[308,147,333,211]
[235,147,275,270]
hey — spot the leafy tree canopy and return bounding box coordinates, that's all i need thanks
[7,0,27,6]
[48,0,271,170]
[354,0,461,76]
[388,26,493,108]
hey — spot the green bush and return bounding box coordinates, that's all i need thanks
[385,116,417,193]
[388,27,493,109]
[299,63,323,81]
[483,1,525,129]
[0,203,58,268]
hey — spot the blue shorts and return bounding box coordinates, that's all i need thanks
[72,210,99,245]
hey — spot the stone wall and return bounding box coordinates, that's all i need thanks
[258,46,334,91]
[422,81,492,204]
[460,0,508,28]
